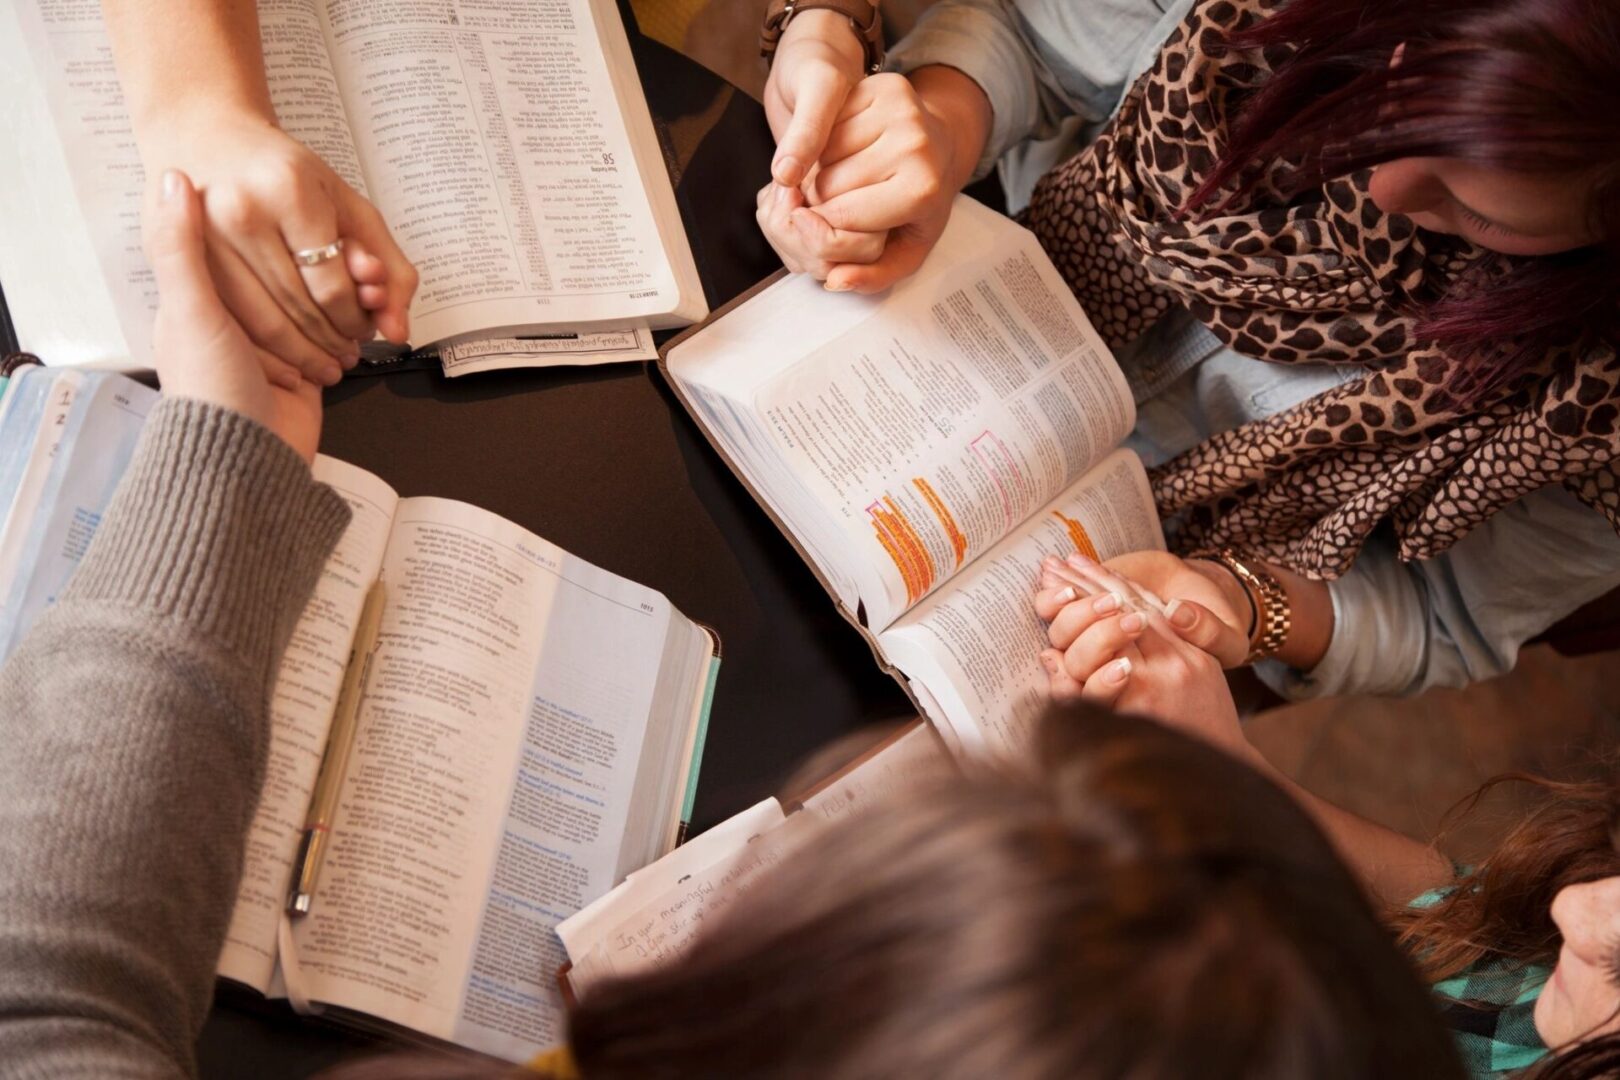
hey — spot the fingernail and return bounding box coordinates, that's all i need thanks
[161,169,181,201]
[1166,598,1197,629]
[1067,553,1096,569]
[1056,586,1077,604]
[1106,657,1133,683]
[1119,612,1146,633]
[825,280,852,293]
[1094,593,1121,614]
[774,155,800,184]
[323,365,343,386]
[1042,555,1063,570]
[1039,651,1060,674]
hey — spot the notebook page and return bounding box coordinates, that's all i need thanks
[558,725,946,998]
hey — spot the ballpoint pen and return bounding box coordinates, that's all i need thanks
[287,580,388,916]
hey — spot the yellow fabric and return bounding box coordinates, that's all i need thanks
[630,0,704,52]
[527,1044,582,1079]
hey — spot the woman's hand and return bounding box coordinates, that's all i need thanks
[141,107,417,387]
[759,10,889,282]
[763,10,869,189]
[797,71,963,292]
[1033,559,1256,765]
[147,170,322,464]
[772,66,987,293]
[1098,551,1252,667]
[755,180,888,281]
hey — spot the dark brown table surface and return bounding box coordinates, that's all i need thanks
[196,11,912,1077]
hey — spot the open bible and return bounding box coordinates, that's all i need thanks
[662,197,1163,756]
[0,368,721,1062]
[0,0,704,376]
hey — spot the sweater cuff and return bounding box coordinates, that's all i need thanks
[63,397,352,680]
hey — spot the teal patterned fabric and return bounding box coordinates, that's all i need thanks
[1414,888,1551,1079]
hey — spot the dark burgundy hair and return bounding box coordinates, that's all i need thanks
[1191,0,1620,401]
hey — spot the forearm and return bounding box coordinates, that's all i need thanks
[886,0,1041,180]
[0,399,349,1075]
[912,65,993,195]
[102,0,274,138]
[1254,759,1454,908]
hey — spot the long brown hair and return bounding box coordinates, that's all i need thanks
[1392,770,1620,1078]
[325,707,1463,1078]
[562,705,1462,1079]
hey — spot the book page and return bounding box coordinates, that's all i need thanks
[0,0,368,367]
[438,325,657,376]
[0,373,156,658]
[558,724,947,997]
[751,234,1133,633]
[317,0,683,343]
[216,458,399,994]
[562,809,822,995]
[556,797,787,963]
[0,371,84,606]
[286,497,679,1060]
[877,449,1164,757]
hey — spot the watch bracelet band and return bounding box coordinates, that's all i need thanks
[1195,549,1290,665]
[761,0,885,75]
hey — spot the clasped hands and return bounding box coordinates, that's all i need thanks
[142,104,419,391]
[1031,551,1263,766]
[759,11,979,292]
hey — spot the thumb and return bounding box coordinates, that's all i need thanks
[1164,598,1250,669]
[146,170,217,317]
[825,226,937,294]
[773,66,849,187]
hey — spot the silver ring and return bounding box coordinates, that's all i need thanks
[292,239,344,267]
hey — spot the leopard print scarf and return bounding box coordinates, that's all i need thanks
[1022,0,1620,577]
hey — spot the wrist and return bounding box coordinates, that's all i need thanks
[136,97,278,152]
[1267,566,1334,672]
[778,9,868,80]
[911,65,990,193]
[1187,558,1255,637]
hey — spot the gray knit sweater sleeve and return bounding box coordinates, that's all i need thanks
[0,397,352,1079]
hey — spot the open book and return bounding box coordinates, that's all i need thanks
[662,197,1163,756]
[0,368,721,1062]
[0,0,704,376]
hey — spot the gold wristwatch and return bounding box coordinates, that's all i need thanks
[761,0,886,75]
[1198,549,1291,665]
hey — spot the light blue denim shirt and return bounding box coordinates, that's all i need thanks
[889,0,1620,700]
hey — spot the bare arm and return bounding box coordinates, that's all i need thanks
[1244,750,1453,908]
[102,0,275,131]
